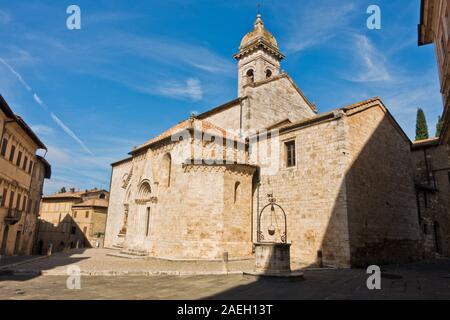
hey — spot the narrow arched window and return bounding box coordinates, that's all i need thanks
[266,69,272,79]
[145,207,151,237]
[234,182,241,204]
[246,69,254,84]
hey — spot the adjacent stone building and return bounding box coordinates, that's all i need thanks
[105,14,450,267]
[37,188,109,253]
[0,95,51,256]
[418,0,450,158]
[412,138,450,258]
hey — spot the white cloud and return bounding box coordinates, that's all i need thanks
[150,78,203,101]
[1,47,36,65]
[350,35,391,83]
[282,1,356,53]
[45,145,71,165]
[30,124,54,136]
[83,12,141,25]
[42,178,78,196]
[119,34,234,76]
[159,78,203,101]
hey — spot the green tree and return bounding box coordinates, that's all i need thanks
[59,187,67,193]
[415,108,429,141]
[436,115,444,137]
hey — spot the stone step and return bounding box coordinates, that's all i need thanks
[106,252,146,259]
[120,249,148,257]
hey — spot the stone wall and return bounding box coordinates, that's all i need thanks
[237,50,281,97]
[104,158,133,248]
[344,105,421,267]
[106,133,255,260]
[36,215,91,254]
[202,102,242,133]
[242,75,316,132]
[143,163,255,259]
[202,75,315,137]
[254,103,425,268]
[254,116,351,267]
[411,141,450,258]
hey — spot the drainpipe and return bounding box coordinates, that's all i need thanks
[254,169,261,245]
[255,182,260,243]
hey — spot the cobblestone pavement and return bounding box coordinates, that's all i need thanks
[0,249,449,299]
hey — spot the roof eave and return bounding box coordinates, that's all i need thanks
[0,95,47,150]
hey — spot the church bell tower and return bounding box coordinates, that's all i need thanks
[234,14,285,96]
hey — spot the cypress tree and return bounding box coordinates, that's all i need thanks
[415,108,429,141]
[436,115,444,137]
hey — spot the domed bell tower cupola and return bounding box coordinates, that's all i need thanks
[234,14,284,96]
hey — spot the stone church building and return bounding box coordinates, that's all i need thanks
[105,14,450,267]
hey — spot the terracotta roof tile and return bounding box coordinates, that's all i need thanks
[72,198,109,208]
[131,118,244,154]
[43,188,105,199]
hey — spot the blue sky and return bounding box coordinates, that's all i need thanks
[0,0,442,194]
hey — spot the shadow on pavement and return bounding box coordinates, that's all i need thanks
[0,248,89,282]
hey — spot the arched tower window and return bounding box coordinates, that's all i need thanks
[266,69,272,79]
[234,182,241,204]
[246,69,254,84]
[99,193,106,199]
[162,153,172,187]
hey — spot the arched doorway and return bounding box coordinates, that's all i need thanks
[137,180,152,237]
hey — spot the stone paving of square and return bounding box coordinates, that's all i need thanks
[0,248,258,276]
[0,249,449,299]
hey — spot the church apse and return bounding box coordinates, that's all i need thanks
[105,122,257,259]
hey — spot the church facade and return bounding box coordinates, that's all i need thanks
[105,14,450,267]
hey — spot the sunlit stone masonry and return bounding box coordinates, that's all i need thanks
[105,14,450,267]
